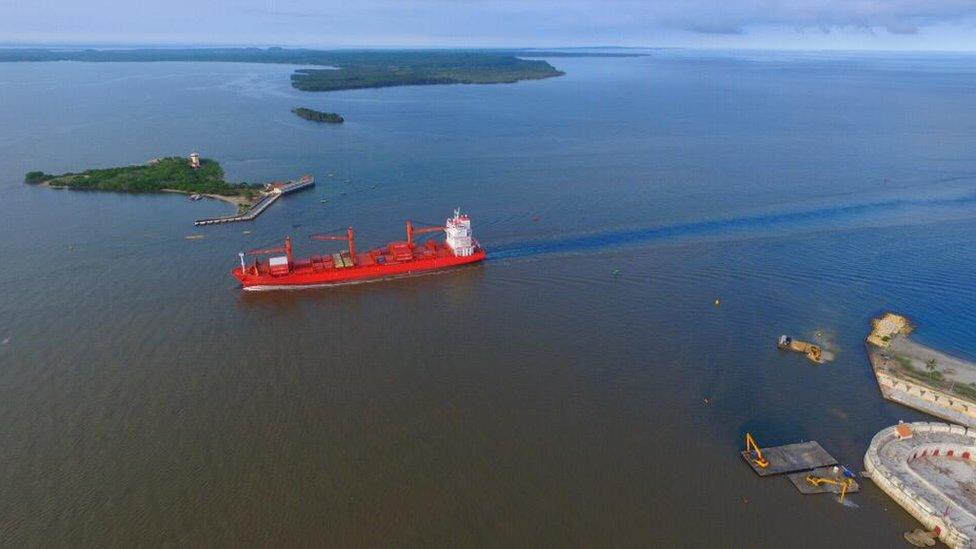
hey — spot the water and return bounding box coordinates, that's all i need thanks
[1,51,975,545]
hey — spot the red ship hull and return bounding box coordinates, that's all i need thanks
[233,240,486,290]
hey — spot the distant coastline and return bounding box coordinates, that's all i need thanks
[0,47,641,93]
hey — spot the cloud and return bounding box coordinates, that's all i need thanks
[552,0,976,36]
[1,0,975,48]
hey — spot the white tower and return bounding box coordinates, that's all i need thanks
[444,208,474,257]
[189,152,201,169]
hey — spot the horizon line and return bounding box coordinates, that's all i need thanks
[1,41,975,54]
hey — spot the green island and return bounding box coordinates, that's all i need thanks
[25,157,262,207]
[292,107,344,124]
[0,48,641,93]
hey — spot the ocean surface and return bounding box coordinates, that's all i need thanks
[1,50,975,546]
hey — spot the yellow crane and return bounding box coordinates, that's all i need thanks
[805,474,854,502]
[745,433,769,469]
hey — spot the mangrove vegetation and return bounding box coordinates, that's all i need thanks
[292,107,344,123]
[0,48,646,93]
[25,157,261,196]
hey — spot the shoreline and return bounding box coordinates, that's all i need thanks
[867,313,976,427]
[160,188,258,208]
[36,183,258,209]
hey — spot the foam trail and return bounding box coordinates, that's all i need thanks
[488,192,976,261]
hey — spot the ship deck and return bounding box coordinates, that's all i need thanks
[252,240,461,277]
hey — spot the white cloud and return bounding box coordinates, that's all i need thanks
[1,0,975,49]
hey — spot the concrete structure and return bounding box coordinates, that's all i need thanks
[873,367,976,427]
[194,175,314,226]
[189,152,201,169]
[868,312,913,347]
[865,422,976,548]
[867,313,976,428]
[194,192,280,226]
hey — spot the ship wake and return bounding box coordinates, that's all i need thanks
[488,191,976,261]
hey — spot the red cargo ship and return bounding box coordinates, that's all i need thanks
[233,209,486,290]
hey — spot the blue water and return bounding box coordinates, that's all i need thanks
[0,50,975,545]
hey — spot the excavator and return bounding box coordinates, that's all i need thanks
[804,473,854,502]
[777,335,824,363]
[745,433,769,469]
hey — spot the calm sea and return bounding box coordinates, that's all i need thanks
[1,50,975,546]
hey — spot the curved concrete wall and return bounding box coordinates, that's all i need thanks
[865,422,976,549]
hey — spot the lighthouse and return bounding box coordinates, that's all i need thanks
[189,152,201,169]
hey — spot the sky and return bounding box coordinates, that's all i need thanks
[2,0,975,51]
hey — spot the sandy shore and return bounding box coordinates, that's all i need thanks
[35,183,259,209]
[161,189,259,208]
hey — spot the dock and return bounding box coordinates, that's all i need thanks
[194,175,313,226]
[742,440,837,476]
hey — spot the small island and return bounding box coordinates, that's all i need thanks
[25,156,263,209]
[292,107,344,124]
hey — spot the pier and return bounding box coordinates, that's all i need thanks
[194,175,313,226]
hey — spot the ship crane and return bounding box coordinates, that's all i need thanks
[406,220,444,247]
[310,228,356,265]
[246,236,293,263]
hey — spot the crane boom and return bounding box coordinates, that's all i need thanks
[310,227,356,264]
[406,220,444,246]
[745,433,769,469]
[804,474,854,502]
[248,236,292,263]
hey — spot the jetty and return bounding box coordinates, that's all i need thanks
[867,313,976,427]
[194,175,314,226]
[865,422,976,548]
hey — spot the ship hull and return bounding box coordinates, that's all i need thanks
[233,248,486,291]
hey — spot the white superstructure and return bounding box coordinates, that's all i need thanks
[445,208,475,257]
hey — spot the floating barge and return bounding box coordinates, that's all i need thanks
[742,440,837,476]
[777,335,824,363]
[194,175,313,226]
[787,466,860,495]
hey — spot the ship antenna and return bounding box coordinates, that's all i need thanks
[238,251,246,270]
[454,207,461,220]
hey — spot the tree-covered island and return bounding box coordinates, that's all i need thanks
[292,107,344,124]
[25,157,263,206]
[0,48,641,93]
